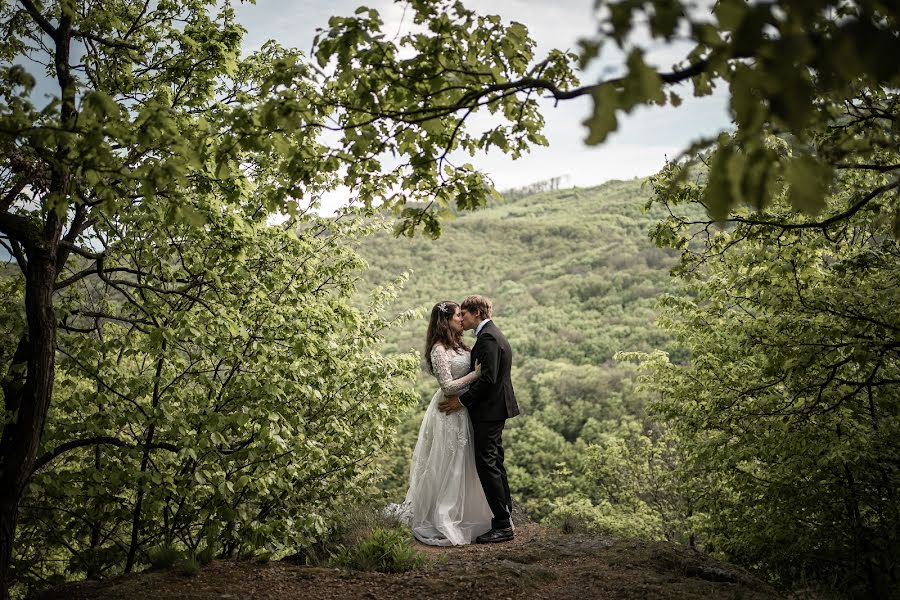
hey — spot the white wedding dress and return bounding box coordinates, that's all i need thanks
[394,344,493,545]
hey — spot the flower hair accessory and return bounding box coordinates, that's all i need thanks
[438,302,449,314]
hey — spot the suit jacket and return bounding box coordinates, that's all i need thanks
[459,320,520,421]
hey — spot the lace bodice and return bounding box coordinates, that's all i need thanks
[430,344,477,395]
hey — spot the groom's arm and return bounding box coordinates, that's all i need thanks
[459,333,500,409]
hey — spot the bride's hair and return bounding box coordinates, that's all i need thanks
[425,300,469,373]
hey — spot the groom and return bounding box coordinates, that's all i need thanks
[439,295,520,543]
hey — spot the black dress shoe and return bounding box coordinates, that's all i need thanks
[475,527,514,544]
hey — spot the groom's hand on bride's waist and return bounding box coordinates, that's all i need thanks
[438,395,463,414]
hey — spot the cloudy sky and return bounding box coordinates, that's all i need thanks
[233,0,732,204]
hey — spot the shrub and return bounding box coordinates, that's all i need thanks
[146,545,181,570]
[196,546,215,566]
[331,527,427,573]
[290,503,408,566]
[174,557,200,577]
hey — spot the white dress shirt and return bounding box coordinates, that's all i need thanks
[474,318,492,337]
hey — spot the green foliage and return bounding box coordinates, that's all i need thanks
[1,0,576,594]
[310,0,577,233]
[576,1,900,222]
[147,546,180,570]
[543,423,681,541]
[330,527,427,574]
[173,557,200,577]
[624,157,900,596]
[5,2,896,598]
[288,502,410,567]
[12,208,419,588]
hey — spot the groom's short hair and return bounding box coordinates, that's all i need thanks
[461,295,493,319]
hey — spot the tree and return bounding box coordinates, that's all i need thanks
[333,1,899,226]
[621,155,900,596]
[0,0,576,595]
[554,0,899,225]
[14,201,421,591]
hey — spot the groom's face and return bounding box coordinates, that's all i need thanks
[459,308,479,331]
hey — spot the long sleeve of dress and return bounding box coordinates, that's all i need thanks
[431,345,478,395]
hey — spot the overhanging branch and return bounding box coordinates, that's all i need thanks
[731,180,900,231]
[0,211,41,248]
[32,436,178,474]
[18,0,57,40]
[72,29,140,51]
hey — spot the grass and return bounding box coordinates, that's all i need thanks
[288,504,428,574]
[330,527,428,573]
[173,557,200,577]
[146,545,181,570]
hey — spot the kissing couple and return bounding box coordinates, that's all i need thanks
[398,294,520,546]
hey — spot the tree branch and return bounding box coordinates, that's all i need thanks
[54,262,99,290]
[10,238,28,274]
[58,239,104,260]
[32,436,178,474]
[834,163,900,173]
[56,204,94,270]
[0,211,41,247]
[17,0,57,40]
[72,29,140,51]
[1,177,28,213]
[65,309,155,328]
[713,180,900,232]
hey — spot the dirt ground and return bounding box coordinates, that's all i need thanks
[34,520,779,600]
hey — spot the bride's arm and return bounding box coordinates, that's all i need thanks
[431,345,478,396]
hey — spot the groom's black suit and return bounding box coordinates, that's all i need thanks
[459,320,519,530]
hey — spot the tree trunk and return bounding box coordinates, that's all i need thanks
[124,352,166,573]
[0,249,59,600]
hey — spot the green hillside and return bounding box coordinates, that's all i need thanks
[359,178,683,363]
[357,178,691,537]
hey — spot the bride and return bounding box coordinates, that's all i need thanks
[398,301,493,545]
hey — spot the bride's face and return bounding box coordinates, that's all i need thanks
[448,307,463,333]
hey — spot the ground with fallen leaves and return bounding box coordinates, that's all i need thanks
[34,519,779,600]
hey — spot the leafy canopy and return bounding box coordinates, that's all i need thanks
[620,151,900,595]
[442,0,900,224]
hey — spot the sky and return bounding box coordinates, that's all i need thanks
[233,0,733,209]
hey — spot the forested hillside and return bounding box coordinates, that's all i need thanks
[356,178,690,538]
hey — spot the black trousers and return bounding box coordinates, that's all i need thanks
[472,419,512,530]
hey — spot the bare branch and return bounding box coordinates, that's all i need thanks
[58,240,104,260]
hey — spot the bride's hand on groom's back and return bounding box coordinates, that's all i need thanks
[475,360,482,378]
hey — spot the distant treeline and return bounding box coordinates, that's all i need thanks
[500,176,569,201]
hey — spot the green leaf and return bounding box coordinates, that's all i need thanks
[583,84,619,145]
[784,154,832,215]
